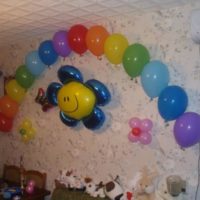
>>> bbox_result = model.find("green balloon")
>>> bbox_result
[16,65,35,89]
[19,128,26,136]
[122,43,150,78]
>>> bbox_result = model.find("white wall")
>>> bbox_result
[0,2,200,199]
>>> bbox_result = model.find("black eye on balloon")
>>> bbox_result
[64,97,70,102]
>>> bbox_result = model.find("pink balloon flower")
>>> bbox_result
[128,117,153,145]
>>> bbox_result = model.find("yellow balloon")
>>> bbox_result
[5,79,26,103]
[21,119,32,129]
[104,33,129,65]
[22,134,30,143]
[57,81,96,120]
[26,128,36,139]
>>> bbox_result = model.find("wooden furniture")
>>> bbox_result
[2,164,21,184]
[25,170,47,189]
[1,164,49,200]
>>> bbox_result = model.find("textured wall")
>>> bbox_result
[0,2,200,199]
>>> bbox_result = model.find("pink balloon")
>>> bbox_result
[28,180,35,187]
[25,185,34,194]
[128,132,139,143]
[129,117,141,128]
[140,119,153,132]
[139,132,152,145]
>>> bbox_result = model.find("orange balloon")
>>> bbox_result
[0,95,19,118]
[86,25,109,57]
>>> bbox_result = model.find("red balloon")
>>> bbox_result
[132,127,141,136]
[0,113,13,132]
[68,24,88,55]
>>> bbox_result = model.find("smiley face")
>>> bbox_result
[57,82,96,120]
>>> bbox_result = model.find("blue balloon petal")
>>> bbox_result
[58,65,83,84]
[60,111,79,127]
[46,82,62,106]
[38,40,58,66]
[83,107,105,130]
[85,79,111,106]
[158,85,188,121]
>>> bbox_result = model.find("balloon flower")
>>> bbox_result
[18,119,36,143]
[46,65,111,130]
[128,117,153,145]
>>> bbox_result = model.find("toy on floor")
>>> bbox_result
[84,177,105,198]
[166,175,186,197]
[156,175,186,200]
[58,169,85,191]
[3,187,22,200]
[104,176,124,200]
[133,166,158,200]
[123,171,143,200]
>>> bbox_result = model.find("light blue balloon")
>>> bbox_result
[25,51,47,77]
[141,60,170,99]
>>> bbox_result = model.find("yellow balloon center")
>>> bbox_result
[57,82,96,120]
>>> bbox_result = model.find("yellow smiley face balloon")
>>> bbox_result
[57,81,96,120]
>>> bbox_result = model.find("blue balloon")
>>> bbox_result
[85,79,111,106]
[25,51,46,76]
[46,82,62,106]
[141,60,169,99]
[60,111,79,127]
[83,107,105,130]
[158,85,188,121]
[38,40,58,66]
[58,65,83,84]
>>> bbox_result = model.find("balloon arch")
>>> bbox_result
[0,24,199,148]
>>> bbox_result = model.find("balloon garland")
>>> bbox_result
[0,23,199,148]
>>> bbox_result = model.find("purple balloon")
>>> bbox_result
[174,112,200,148]
[53,30,71,57]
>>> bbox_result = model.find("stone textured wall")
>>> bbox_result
[0,2,200,199]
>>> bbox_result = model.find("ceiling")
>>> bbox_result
[0,0,196,47]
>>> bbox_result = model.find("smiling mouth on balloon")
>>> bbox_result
[63,95,79,113]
